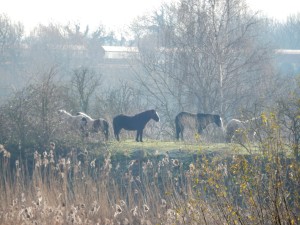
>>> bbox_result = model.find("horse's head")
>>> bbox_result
[150,109,160,122]
[92,119,101,133]
[214,115,223,127]
[80,117,88,130]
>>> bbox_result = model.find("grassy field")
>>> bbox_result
[97,139,249,157]
[108,139,227,152]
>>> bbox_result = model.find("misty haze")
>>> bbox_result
[0,0,300,224]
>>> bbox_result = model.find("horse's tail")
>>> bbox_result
[175,115,181,140]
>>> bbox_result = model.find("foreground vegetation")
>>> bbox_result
[0,119,299,225]
[1,0,300,223]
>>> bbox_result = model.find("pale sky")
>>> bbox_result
[247,0,300,21]
[1,0,300,35]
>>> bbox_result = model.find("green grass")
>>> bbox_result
[97,139,250,158]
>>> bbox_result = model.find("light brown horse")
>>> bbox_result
[175,112,223,141]
[225,117,261,143]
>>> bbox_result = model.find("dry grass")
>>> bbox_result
[0,119,299,225]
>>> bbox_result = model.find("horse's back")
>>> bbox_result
[113,114,135,131]
[226,119,244,130]
[176,111,193,119]
[175,112,197,127]
[176,112,191,122]
[113,114,127,124]
[114,112,154,131]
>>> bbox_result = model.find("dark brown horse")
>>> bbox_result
[113,109,160,142]
[76,112,109,140]
[175,112,222,140]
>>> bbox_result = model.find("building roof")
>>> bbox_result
[275,49,300,55]
[102,46,139,59]
[102,46,138,53]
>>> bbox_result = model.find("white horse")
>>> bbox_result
[225,118,260,143]
[58,109,88,135]
[76,112,109,140]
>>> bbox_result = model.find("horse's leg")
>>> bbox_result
[175,121,180,140]
[226,129,234,143]
[197,126,204,135]
[180,128,184,141]
[136,130,141,142]
[104,130,109,141]
[139,129,143,142]
[114,129,120,141]
[176,123,183,141]
[176,128,182,140]
[102,127,109,141]
[225,134,231,143]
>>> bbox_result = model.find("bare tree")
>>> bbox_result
[269,13,300,49]
[94,80,143,118]
[29,67,65,144]
[132,0,274,135]
[25,23,69,70]
[0,67,66,148]
[0,14,24,63]
[1,89,32,146]
[277,85,300,161]
[71,67,102,113]
[0,14,24,97]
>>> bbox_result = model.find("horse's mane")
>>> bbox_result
[77,112,108,123]
[76,112,94,121]
[58,109,73,117]
[134,109,152,116]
